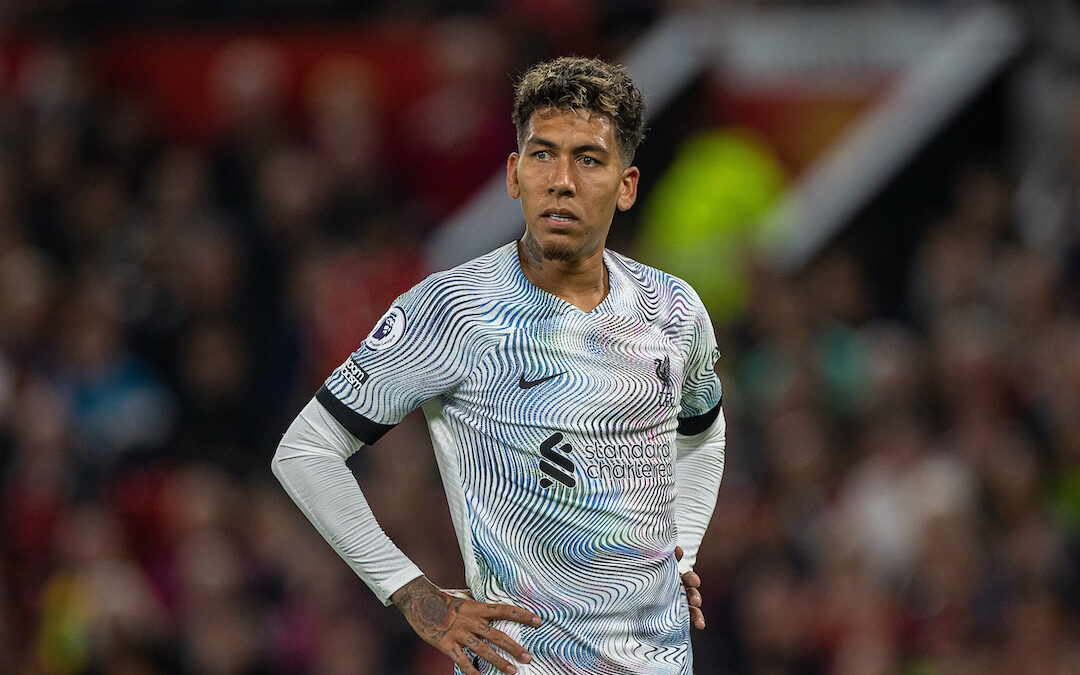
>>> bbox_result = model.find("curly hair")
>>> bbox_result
[512,56,646,165]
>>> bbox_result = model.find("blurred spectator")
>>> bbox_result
[209,38,292,223]
[53,272,176,482]
[34,503,170,674]
[394,16,514,227]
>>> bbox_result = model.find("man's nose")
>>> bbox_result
[548,158,575,196]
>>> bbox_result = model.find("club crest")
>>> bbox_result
[655,355,675,406]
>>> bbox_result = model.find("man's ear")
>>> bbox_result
[506,152,521,199]
[616,165,640,211]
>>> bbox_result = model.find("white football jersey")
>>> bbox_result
[319,242,722,674]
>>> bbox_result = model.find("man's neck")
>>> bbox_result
[516,239,609,313]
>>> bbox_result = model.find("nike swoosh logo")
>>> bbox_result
[518,372,566,389]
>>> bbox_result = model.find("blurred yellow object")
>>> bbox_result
[36,574,91,675]
[637,128,787,319]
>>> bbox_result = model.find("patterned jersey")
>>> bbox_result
[317,242,722,674]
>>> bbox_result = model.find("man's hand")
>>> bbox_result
[674,546,705,630]
[391,576,542,675]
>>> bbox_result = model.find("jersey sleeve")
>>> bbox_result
[317,274,484,444]
[676,288,723,436]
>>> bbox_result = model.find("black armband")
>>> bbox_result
[315,385,395,445]
[676,399,722,436]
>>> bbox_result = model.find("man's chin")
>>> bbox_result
[522,229,592,264]
[540,242,580,262]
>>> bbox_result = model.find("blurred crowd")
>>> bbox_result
[1,3,1079,675]
[704,158,1080,673]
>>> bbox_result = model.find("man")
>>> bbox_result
[272,56,726,674]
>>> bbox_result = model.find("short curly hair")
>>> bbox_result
[512,56,646,165]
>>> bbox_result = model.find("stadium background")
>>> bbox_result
[0,0,1078,673]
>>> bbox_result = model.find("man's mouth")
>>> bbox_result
[542,209,578,224]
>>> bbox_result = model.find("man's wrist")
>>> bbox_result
[390,574,433,610]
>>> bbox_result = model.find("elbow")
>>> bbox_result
[270,440,288,483]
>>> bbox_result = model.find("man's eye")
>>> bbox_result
[581,156,597,166]
[534,150,550,159]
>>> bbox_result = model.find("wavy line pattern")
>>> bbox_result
[324,243,722,674]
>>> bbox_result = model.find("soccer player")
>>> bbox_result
[272,56,726,674]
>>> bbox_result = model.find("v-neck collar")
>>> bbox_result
[509,244,616,315]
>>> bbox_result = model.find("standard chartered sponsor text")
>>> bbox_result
[582,442,674,480]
